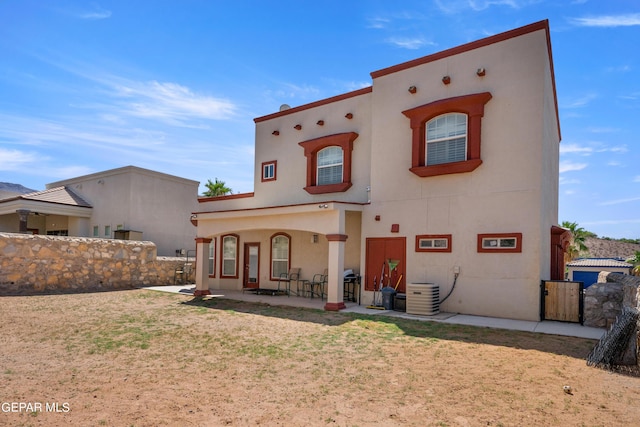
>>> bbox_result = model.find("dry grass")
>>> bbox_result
[1,289,640,426]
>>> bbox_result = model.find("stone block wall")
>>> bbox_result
[584,272,640,366]
[0,232,192,295]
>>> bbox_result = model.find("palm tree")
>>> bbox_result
[626,251,640,276]
[561,221,589,261]
[202,178,232,197]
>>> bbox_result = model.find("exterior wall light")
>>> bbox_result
[294,124,302,130]
[477,68,486,77]
[272,130,280,136]
[442,76,451,85]
[345,113,353,119]
[316,120,324,126]
[408,86,417,94]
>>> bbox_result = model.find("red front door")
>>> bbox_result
[365,237,406,293]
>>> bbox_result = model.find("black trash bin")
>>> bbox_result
[381,287,397,310]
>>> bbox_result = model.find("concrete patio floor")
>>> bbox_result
[143,284,606,340]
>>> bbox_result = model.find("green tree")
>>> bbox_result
[561,221,589,261]
[202,178,232,197]
[626,251,640,276]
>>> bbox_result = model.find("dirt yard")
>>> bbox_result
[1,289,639,427]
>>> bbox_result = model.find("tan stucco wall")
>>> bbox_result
[195,24,559,320]
[48,166,200,256]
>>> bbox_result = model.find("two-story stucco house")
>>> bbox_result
[191,20,569,321]
[0,166,199,256]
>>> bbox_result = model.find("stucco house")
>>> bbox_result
[191,20,568,321]
[0,166,199,256]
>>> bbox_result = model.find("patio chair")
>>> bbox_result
[277,268,301,297]
[173,262,193,285]
[308,269,328,300]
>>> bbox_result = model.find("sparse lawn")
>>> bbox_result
[1,289,639,426]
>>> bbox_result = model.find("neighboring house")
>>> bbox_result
[0,166,199,256]
[567,258,632,288]
[192,20,567,321]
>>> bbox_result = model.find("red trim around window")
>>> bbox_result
[477,233,522,253]
[299,132,358,194]
[402,92,492,177]
[415,234,452,252]
[269,232,291,280]
[220,233,239,278]
[261,160,277,182]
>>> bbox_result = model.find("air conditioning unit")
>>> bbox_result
[406,283,440,316]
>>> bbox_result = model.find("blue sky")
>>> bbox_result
[0,1,639,239]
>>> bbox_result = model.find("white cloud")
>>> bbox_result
[366,17,390,29]
[634,176,640,183]
[559,177,581,185]
[434,0,533,13]
[111,80,237,124]
[559,161,588,173]
[0,148,39,171]
[79,5,112,20]
[559,143,593,155]
[561,93,597,109]
[386,37,435,49]
[570,14,640,27]
[598,197,640,206]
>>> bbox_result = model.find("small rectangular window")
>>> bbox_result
[261,160,277,182]
[93,226,99,237]
[477,233,522,253]
[415,234,452,252]
[104,225,111,237]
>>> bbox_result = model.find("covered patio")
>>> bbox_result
[191,201,364,311]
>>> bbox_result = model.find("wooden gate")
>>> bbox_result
[540,280,583,324]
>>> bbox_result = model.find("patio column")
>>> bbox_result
[16,209,30,233]
[324,234,347,311]
[194,237,212,296]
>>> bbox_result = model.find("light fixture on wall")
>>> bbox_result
[408,85,417,94]
[345,113,353,119]
[272,130,280,136]
[311,234,319,243]
[294,124,302,130]
[318,204,328,209]
[442,76,451,85]
[316,120,324,126]
[476,67,486,77]
[97,179,104,184]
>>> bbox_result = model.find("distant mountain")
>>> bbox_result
[0,182,38,194]
[585,237,640,260]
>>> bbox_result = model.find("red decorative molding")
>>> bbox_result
[254,87,372,123]
[326,234,348,242]
[198,192,255,203]
[195,237,213,244]
[299,132,358,195]
[324,302,346,311]
[402,92,492,178]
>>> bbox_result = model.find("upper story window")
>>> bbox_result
[299,132,358,194]
[426,113,467,166]
[262,160,277,182]
[402,92,492,178]
[317,146,343,185]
